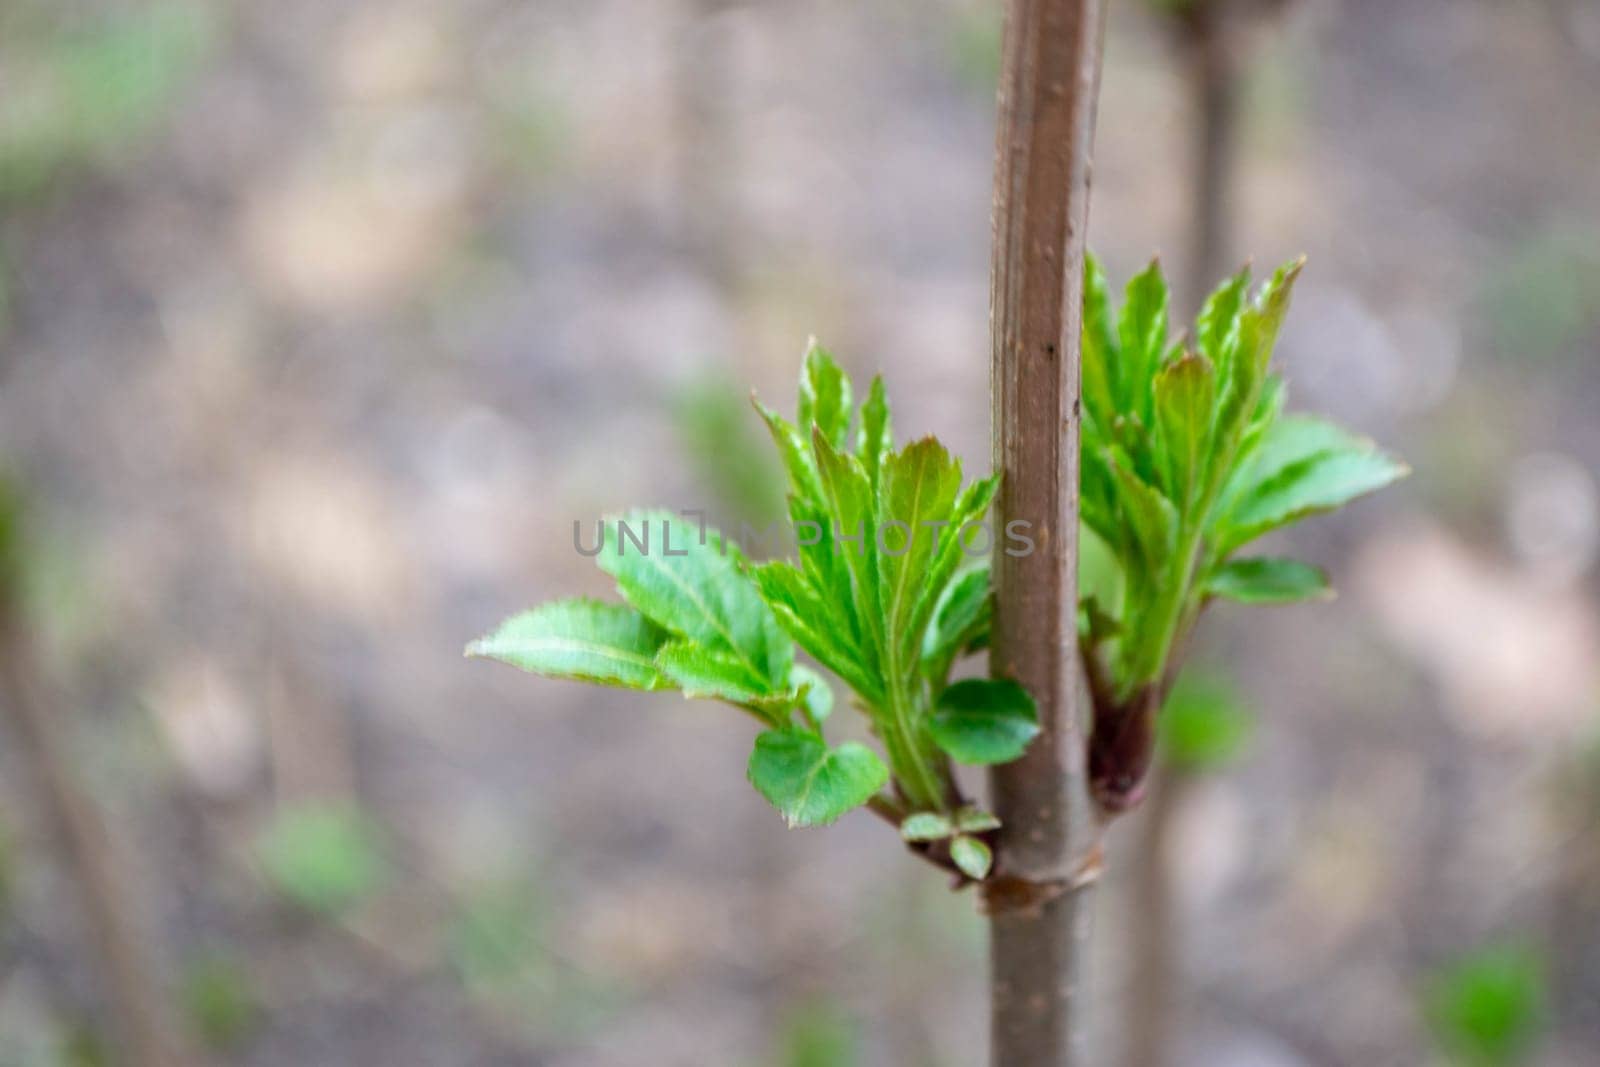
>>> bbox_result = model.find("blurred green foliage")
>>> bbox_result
[448,875,618,1037]
[944,4,1003,95]
[53,1024,108,1067]
[0,818,15,926]
[673,377,786,524]
[0,477,27,605]
[0,3,213,203]
[1424,945,1547,1067]
[1483,230,1600,367]
[181,951,259,1052]
[769,999,860,1067]
[449,877,547,995]
[256,804,387,918]
[1158,670,1253,772]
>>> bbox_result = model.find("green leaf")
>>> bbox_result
[1205,557,1332,604]
[1195,264,1250,373]
[1108,458,1178,577]
[655,641,792,717]
[1205,259,1303,503]
[747,729,889,828]
[922,565,991,677]
[856,374,893,487]
[929,678,1040,765]
[1159,674,1252,772]
[811,432,884,666]
[1116,259,1169,419]
[1081,253,1120,434]
[1216,446,1409,554]
[949,835,992,880]
[466,599,671,691]
[1078,522,1124,623]
[909,473,999,662]
[1424,946,1546,1067]
[791,663,834,725]
[898,812,954,842]
[598,511,792,690]
[257,804,386,917]
[754,399,826,506]
[878,438,964,663]
[953,807,1001,833]
[798,339,853,451]
[750,560,880,703]
[1153,351,1217,514]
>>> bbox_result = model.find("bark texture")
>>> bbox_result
[985,0,1108,1064]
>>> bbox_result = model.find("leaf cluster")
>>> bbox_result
[471,343,1034,879]
[1079,255,1407,804]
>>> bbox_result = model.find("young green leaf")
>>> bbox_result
[922,564,991,678]
[1215,447,1409,555]
[1116,259,1170,420]
[598,511,792,690]
[747,729,889,828]
[1204,557,1332,605]
[856,374,893,487]
[655,641,792,716]
[467,599,671,691]
[1195,264,1250,373]
[928,678,1040,765]
[899,812,954,842]
[1220,414,1385,511]
[949,835,993,880]
[910,473,999,662]
[1082,253,1120,434]
[791,663,834,725]
[750,559,881,703]
[953,807,1001,833]
[1108,459,1178,577]
[1153,351,1217,514]
[754,400,827,507]
[1205,260,1303,503]
[879,437,965,662]
[799,339,853,451]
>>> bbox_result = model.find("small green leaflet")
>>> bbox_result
[467,599,671,691]
[928,678,1039,765]
[598,511,792,691]
[1216,443,1409,554]
[1205,557,1331,605]
[1153,352,1217,514]
[655,642,794,718]
[857,374,892,486]
[878,437,964,664]
[899,812,953,841]
[922,565,991,677]
[747,729,889,828]
[799,340,853,451]
[949,835,993,880]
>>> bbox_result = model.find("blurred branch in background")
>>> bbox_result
[1153,0,1290,314]
[1123,672,1252,1067]
[0,481,195,1066]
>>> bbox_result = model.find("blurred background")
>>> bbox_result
[0,0,1597,1063]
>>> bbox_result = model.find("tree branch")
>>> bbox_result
[985,0,1109,1063]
